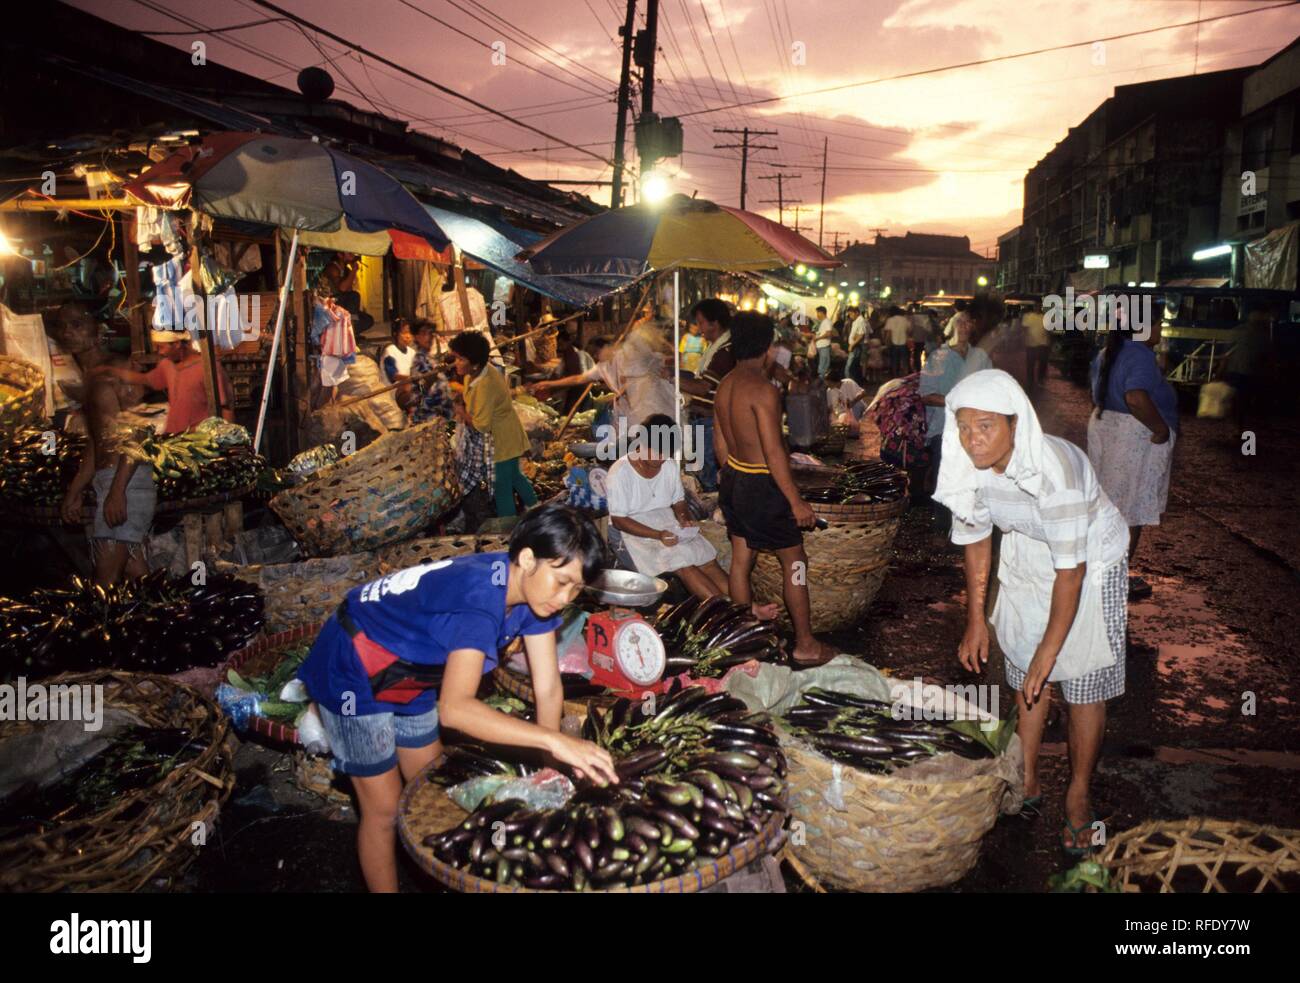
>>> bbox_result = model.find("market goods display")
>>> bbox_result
[122,428,266,500]
[419,684,786,890]
[0,570,265,677]
[0,670,237,893]
[0,356,44,450]
[781,688,994,773]
[653,595,785,677]
[799,460,909,506]
[0,426,85,504]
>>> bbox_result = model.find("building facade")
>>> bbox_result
[835,232,995,302]
[996,226,1021,293]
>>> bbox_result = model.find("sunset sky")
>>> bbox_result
[78,0,1300,255]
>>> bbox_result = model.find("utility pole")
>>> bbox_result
[818,136,828,249]
[791,205,812,235]
[825,230,847,254]
[713,127,778,209]
[610,0,637,208]
[867,226,885,296]
[641,0,659,115]
[758,172,801,226]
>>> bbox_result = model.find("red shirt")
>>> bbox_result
[144,356,232,434]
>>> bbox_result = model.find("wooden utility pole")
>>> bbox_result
[818,136,829,249]
[825,231,847,254]
[791,205,812,235]
[758,172,801,227]
[713,127,778,209]
[610,0,637,208]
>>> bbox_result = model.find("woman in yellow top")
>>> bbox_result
[450,331,538,518]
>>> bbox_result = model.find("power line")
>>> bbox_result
[246,0,616,165]
[676,1,1300,118]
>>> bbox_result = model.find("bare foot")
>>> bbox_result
[790,639,837,667]
[751,602,780,621]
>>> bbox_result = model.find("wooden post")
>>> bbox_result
[452,248,473,328]
[188,231,221,418]
[120,213,146,356]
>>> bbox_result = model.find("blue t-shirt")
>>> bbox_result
[297,552,561,716]
[1091,339,1179,433]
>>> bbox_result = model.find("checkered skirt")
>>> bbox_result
[1005,559,1128,703]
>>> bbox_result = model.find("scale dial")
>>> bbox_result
[613,619,666,686]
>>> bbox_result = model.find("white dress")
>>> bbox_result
[606,458,717,576]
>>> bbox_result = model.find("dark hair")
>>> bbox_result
[730,311,775,360]
[509,503,607,583]
[953,299,967,312]
[816,306,828,316]
[690,298,732,328]
[412,319,436,338]
[589,336,614,356]
[392,317,412,338]
[450,330,489,368]
[1094,324,1137,418]
[639,412,681,457]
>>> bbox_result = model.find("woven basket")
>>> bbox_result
[491,665,613,720]
[0,356,44,451]
[782,739,1007,892]
[535,329,558,362]
[750,519,902,632]
[1093,818,1300,893]
[215,534,498,633]
[811,424,849,456]
[397,761,785,893]
[221,625,323,744]
[804,494,909,524]
[0,670,237,893]
[269,421,461,557]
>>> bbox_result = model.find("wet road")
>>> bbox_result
[835,372,1300,891]
[192,372,1300,893]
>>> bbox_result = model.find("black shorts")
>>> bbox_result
[718,466,803,551]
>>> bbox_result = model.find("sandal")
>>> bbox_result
[1061,815,1099,857]
[1020,794,1043,818]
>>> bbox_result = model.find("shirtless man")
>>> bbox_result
[713,312,836,666]
[57,305,157,586]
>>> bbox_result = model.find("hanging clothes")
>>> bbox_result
[151,258,185,331]
[135,206,183,258]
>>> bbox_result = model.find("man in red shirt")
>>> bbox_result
[94,330,234,433]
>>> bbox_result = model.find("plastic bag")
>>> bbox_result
[194,416,251,446]
[448,767,575,813]
[287,443,341,476]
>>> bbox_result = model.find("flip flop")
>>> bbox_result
[1061,815,1099,857]
[1020,794,1044,818]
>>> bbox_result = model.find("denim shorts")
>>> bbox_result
[316,702,441,777]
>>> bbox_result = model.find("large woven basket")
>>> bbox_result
[783,740,1008,892]
[1093,818,1300,893]
[270,421,460,557]
[397,761,785,893]
[749,519,902,632]
[0,670,237,893]
[215,534,498,633]
[221,625,323,744]
[0,356,44,451]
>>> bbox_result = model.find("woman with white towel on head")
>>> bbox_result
[933,369,1129,857]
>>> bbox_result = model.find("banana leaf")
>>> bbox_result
[945,700,1018,756]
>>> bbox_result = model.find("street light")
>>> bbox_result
[1192,243,1232,261]
[976,275,989,287]
[640,171,670,204]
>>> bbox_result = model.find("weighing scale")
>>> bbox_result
[583,571,670,697]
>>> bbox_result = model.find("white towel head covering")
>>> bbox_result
[933,368,1047,526]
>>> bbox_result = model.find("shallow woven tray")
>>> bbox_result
[0,670,237,893]
[782,738,1008,892]
[221,625,323,745]
[397,762,785,893]
[1,485,254,527]
[0,355,45,451]
[1093,818,1300,893]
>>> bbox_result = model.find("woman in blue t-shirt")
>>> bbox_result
[1086,321,1178,600]
[297,504,617,892]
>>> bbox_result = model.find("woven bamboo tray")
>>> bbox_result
[3,485,255,527]
[0,670,237,893]
[221,624,323,745]
[804,494,909,524]
[782,739,1008,892]
[750,519,902,632]
[397,762,785,893]
[0,355,44,451]
[1092,818,1300,893]
[490,664,614,720]
[270,421,461,557]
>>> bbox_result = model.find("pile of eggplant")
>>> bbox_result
[653,595,784,678]
[0,726,204,836]
[781,688,994,773]
[429,744,539,788]
[800,460,908,506]
[0,571,265,678]
[0,427,87,505]
[424,684,786,890]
